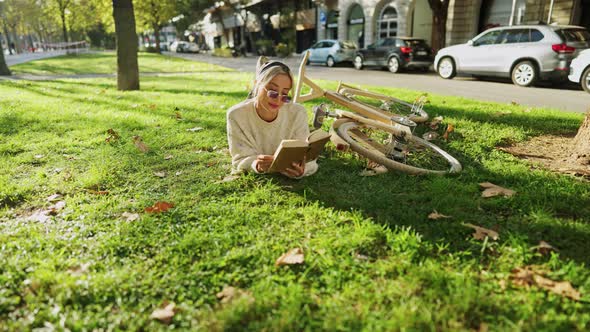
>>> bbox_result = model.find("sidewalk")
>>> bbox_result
[5,50,68,66]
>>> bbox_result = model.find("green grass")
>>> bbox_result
[10,51,231,75]
[1,53,589,331]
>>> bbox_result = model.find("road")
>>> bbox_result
[169,52,589,114]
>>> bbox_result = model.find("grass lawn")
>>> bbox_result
[10,52,231,75]
[1,53,589,331]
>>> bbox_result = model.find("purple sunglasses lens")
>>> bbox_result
[267,90,279,98]
[281,96,292,103]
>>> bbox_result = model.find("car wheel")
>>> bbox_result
[354,55,363,70]
[388,56,401,73]
[581,67,590,93]
[438,57,456,79]
[511,60,537,87]
[326,56,335,68]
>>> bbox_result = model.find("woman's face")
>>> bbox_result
[256,73,292,112]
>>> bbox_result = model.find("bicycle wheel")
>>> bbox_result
[336,122,462,175]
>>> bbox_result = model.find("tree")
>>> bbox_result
[134,0,176,53]
[427,0,450,52]
[112,0,139,90]
[570,112,590,167]
[50,0,72,43]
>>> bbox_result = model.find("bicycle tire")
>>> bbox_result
[336,122,462,175]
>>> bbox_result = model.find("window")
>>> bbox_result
[378,5,398,39]
[339,41,357,49]
[530,29,544,42]
[556,28,590,42]
[498,29,528,44]
[474,30,502,46]
[324,41,335,48]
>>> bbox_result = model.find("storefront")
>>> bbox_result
[347,4,365,47]
[326,10,339,39]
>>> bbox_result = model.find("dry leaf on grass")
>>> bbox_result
[122,212,140,222]
[175,112,183,120]
[215,175,240,183]
[88,190,109,195]
[428,210,451,220]
[463,223,499,241]
[442,123,454,140]
[479,182,516,198]
[428,116,444,129]
[186,127,204,132]
[150,302,176,324]
[510,266,581,301]
[360,162,388,177]
[154,171,167,178]
[145,201,174,213]
[46,194,63,202]
[34,154,44,159]
[105,128,120,143]
[164,155,174,160]
[216,286,254,304]
[67,262,91,276]
[27,201,67,223]
[133,136,149,153]
[531,241,558,255]
[275,248,305,267]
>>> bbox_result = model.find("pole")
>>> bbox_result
[547,0,555,24]
[509,0,517,26]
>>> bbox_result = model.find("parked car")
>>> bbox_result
[435,24,590,87]
[305,40,357,67]
[353,37,433,73]
[569,48,590,93]
[170,41,199,53]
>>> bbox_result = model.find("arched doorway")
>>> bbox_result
[347,4,365,47]
[378,4,399,39]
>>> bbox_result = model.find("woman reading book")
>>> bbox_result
[226,57,319,178]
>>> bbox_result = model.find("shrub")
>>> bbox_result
[212,47,232,57]
[274,43,293,58]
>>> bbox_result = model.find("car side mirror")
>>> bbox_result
[467,40,474,46]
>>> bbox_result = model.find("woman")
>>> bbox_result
[226,57,318,178]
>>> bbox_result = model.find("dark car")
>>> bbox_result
[354,37,433,73]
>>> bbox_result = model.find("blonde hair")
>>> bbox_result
[247,56,293,99]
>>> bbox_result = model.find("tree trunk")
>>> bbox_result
[2,24,12,55]
[153,23,161,53]
[112,0,140,91]
[0,40,11,76]
[570,111,590,166]
[428,0,450,53]
[61,13,68,43]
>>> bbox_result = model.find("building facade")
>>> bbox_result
[202,0,590,54]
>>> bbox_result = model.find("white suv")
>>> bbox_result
[435,24,590,87]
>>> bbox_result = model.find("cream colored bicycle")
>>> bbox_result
[294,51,462,175]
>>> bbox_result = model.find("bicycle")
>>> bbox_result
[293,51,462,175]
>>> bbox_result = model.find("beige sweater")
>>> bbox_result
[226,99,318,177]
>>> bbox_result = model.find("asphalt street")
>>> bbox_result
[168,52,589,114]
[5,50,67,66]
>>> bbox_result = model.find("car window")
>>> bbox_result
[498,29,528,44]
[530,29,544,42]
[405,39,428,47]
[383,39,396,47]
[311,42,321,49]
[556,28,590,42]
[324,41,336,48]
[474,30,502,46]
[339,41,357,49]
[375,39,387,47]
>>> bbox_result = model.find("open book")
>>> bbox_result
[268,129,331,173]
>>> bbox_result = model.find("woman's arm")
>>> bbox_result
[227,112,262,173]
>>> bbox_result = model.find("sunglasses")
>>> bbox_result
[263,87,292,103]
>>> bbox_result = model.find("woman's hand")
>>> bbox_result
[281,159,305,178]
[255,155,274,173]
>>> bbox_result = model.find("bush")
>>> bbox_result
[274,43,293,58]
[212,47,233,57]
[255,39,274,56]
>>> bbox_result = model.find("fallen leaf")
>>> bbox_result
[88,190,109,195]
[531,241,558,255]
[148,104,157,110]
[510,266,580,301]
[275,248,305,267]
[216,286,254,304]
[463,223,499,241]
[187,127,204,132]
[510,101,519,106]
[154,171,167,178]
[479,182,516,198]
[46,194,63,202]
[133,136,149,153]
[422,131,439,141]
[67,262,91,276]
[428,210,451,220]
[105,128,120,143]
[442,123,454,140]
[175,112,183,120]
[145,201,174,213]
[164,155,174,160]
[34,154,44,159]
[215,175,240,183]
[359,165,388,176]
[150,302,176,324]
[175,171,183,176]
[428,116,443,129]
[122,212,140,222]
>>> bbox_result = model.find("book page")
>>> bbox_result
[268,140,308,173]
